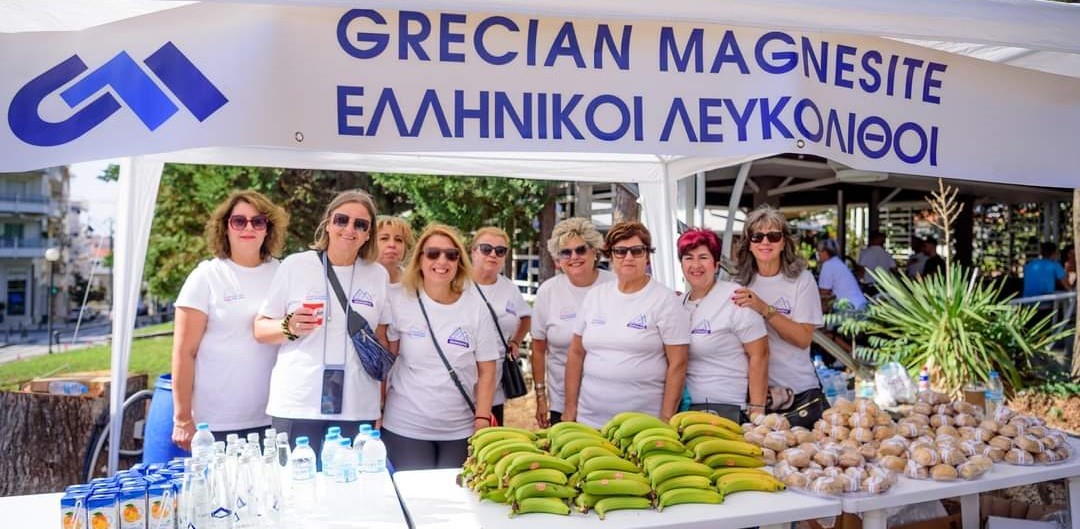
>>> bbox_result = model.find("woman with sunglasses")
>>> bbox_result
[172,191,288,449]
[469,226,532,426]
[382,224,499,470]
[376,215,414,286]
[563,221,690,428]
[678,228,769,424]
[254,190,391,461]
[530,218,613,428]
[731,206,825,428]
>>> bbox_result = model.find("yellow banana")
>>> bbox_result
[504,454,576,478]
[533,438,551,451]
[573,492,600,513]
[548,421,599,438]
[584,470,649,485]
[673,411,742,435]
[715,473,785,495]
[510,497,570,516]
[477,438,540,465]
[550,430,604,454]
[680,423,744,442]
[602,412,654,438]
[632,427,680,446]
[579,455,638,476]
[470,430,533,455]
[593,496,654,519]
[692,439,763,460]
[657,488,724,511]
[701,453,765,469]
[614,415,670,441]
[710,467,774,481]
[507,468,570,491]
[581,478,653,497]
[481,443,543,466]
[654,475,713,497]
[565,453,581,469]
[494,451,535,482]
[557,437,619,460]
[477,472,499,490]
[578,446,621,467]
[649,460,713,485]
[635,436,689,458]
[480,488,509,503]
[514,482,578,501]
[642,453,694,475]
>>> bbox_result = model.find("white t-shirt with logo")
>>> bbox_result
[175,258,281,431]
[857,245,896,285]
[749,270,824,393]
[475,275,533,406]
[573,279,691,428]
[684,280,768,406]
[258,251,391,421]
[818,256,867,309]
[530,270,615,414]
[383,286,500,440]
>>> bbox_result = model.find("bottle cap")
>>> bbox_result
[989,370,999,377]
[359,424,373,432]
[296,436,310,446]
[340,438,351,446]
[327,426,341,435]
[196,422,210,430]
[369,430,381,440]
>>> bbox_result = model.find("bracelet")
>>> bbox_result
[173,418,193,428]
[747,404,766,409]
[281,312,299,341]
[534,383,546,390]
[474,415,494,426]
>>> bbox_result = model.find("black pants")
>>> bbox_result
[270,417,375,471]
[381,428,468,471]
[211,424,270,445]
[492,404,504,426]
[549,410,563,426]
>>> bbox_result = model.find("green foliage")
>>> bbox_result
[1021,371,1080,398]
[0,333,173,391]
[371,173,551,247]
[840,265,1072,397]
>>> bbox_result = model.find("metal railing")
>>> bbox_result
[1008,291,1077,328]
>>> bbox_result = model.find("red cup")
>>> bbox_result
[302,301,325,326]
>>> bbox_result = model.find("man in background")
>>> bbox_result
[857,231,896,293]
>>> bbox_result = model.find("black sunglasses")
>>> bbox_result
[228,215,268,231]
[331,213,371,232]
[558,244,590,259]
[475,243,508,257]
[422,247,461,262]
[749,231,784,244]
[609,245,652,258]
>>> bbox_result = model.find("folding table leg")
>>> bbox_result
[960,494,979,529]
[1069,476,1079,529]
[862,509,886,529]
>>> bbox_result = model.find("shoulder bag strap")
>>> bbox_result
[417,294,476,413]
[322,251,371,328]
[473,283,511,359]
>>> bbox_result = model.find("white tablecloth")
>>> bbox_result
[392,467,841,529]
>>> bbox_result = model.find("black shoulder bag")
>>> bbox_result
[417,294,476,414]
[474,284,529,399]
[323,253,396,381]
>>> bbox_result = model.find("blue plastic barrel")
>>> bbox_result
[142,374,190,464]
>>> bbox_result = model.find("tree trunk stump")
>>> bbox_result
[0,374,148,496]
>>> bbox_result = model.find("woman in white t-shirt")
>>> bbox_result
[254,190,391,462]
[564,221,690,428]
[730,206,825,429]
[376,215,414,285]
[382,224,499,471]
[678,228,768,424]
[530,218,613,428]
[172,190,288,449]
[470,226,532,426]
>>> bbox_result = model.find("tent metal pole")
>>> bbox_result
[695,171,706,227]
[722,162,753,261]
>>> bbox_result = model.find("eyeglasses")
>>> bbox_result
[558,244,590,259]
[609,245,652,259]
[422,247,461,262]
[228,215,268,231]
[475,243,508,257]
[749,231,784,244]
[331,213,371,232]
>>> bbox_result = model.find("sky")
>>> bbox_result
[69,159,120,234]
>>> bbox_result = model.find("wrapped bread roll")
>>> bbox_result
[753,425,773,437]
[981,446,1006,463]
[1005,448,1034,465]
[939,445,967,466]
[1027,426,1048,438]
[993,406,1015,423]
[849,413,873,429]
[838,449,865,468]
[989,436,1014,451]
[879,437,908,456]
[1042,434,1063,450]
[783,472,811,488]
[744,432,766,446]
[764,431,790,452]
[874,425,897,442]
[936,425,960,439]
[773,460,797,478]
[798,442,820,457]
[879,455,907,472]
[784,430,799,447]
[875,413,895,427]
[897,422,921,438]
[811,476,845,496]
[823,409,845,425]
[966,454,993,472]
[904,459,929,479]
[827,425,851,441]
[803,467,824,481]
[930,464,959,481]
[813,449,839,467]
[844,466,867,482]
[867,465,898,485]
[952,401,980,416]
[838,474,860,494]
[852,427,874,443]
[958,439,985,457]
[856,399,880,417]
[1015,434,1045,454]
[911,445,941,466]
[933,404,954,416]
[859,442,879,462]
[862,475,890,493]
[762,447,777,465]
[781,447,812,468]
[907,413,931,426]
[742,422,755,433]
[833,398,856,415]
[913,402,934,416]
[974,427,996,444]
[979,420,1001,433]
[998,423,1020,438]
[957,461,987,480]
[930,414,954,428]
[1054,446,1071,460]
[792,427,816,445]
[822,466,844,478]
[953,413,979,428]
[764,414,791,431]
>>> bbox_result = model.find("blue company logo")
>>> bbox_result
[351,288,375,307]
[447,328,471,348]
[691,320,712,335]
[8,41,227,147]
[626,314,648,330]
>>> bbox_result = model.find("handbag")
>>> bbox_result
[416,295,484,418]
[473,283,529,400]
[323,253,396,382]
[768,386,827,430]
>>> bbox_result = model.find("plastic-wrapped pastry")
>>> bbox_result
[979,420,1001,433]
[847,413,871,429]
[822,466,844,478]
[863,475,892,494]
[859,442,879,462]
[1026,426,1048,438]
[897,422,921,438]
[762,447,777,465]
[878,437,908,457]
[827,425,851,441]
[911,445,941,466]
[930,464,959,481]
[798,442,820,457]
[742,422,755,433]
[783,472,810,488]
[981,446,1006,463]
[874,425,897,442]
[855,399,880,417]
[852,427,874,443]
[904,459,929,479]
[832,398,856,415]
[930,414,954,428]
[1041,434,1062,450]
[784,430,799,447]
[813,449,839,467]
[764,431,790,452]
[837,474,859,494]
[993,406,1015,423]
[958,439,985,457]
[939,445,967,466]
[997,423,1020,438]
[1005,448,1034,465]
[793,428,817,445]
[936,425,960,439]
[879,455,907,472]
[1014,434,1045,454]
[966,454,993,472]
[773,460,797,478]
[952,401,980,416]
[823,409,845,425]
[810,476,845,496]
[1054,446,1071,460]
[906,414,931,427]
[933,404,954,416]
[989,435,1014,451]
[912,402,934,416]
[1035,450,1063,464]
[838,450,865,468]
[744,432,766,446]
[780,447,811,468]
[753,425,773,437]
[803,468,824,481]
[875,413,895,427]
[844,466,867,482]
[953,413,978,428]
[974,427,996,444]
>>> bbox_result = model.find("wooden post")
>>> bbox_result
[538,186,559,283]
[1072,189,1079,380]
[612,183,640,223]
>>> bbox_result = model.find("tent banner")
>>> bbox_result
[2,3,1078,181]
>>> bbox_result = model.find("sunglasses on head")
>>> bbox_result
[609,245,652,258]
[749,231,784,244]
[423,247,461,262]
[228,215,268,231]
[475,243,508,257]
[331,213,370,232]
[558,244,590,259]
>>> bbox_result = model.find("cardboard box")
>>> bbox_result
[24,370,114,397]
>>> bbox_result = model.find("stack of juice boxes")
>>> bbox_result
[61,460,184,529]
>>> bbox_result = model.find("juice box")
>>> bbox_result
[86,493,118,529]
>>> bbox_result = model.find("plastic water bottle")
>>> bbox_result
[335,438,357,483]
[191,423,216,462]
[985,370,1005,418]
[48,381,89,395]
[353,425,372,470]
[321,429,341,478]
[918,365,930,392]
[290,437,317,511]
[813,355,825,371]
[361,431,386,473]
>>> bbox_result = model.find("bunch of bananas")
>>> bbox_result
[569,425,654,520]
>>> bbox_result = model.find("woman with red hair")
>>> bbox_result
[678,228,769,423]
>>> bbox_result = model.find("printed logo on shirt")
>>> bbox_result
[691,319,712,335]
[774,297,793,315]
[447,327,471,348]
[505,300,517,316]
[559,308,576,321]
[222,291,244,303]
[404,326,426,339]
[590,315,606,326]
[626,314,648,330]
[350,288,375,307]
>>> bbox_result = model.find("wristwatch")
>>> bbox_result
[763,305,777,321]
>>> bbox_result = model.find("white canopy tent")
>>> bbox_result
[1,0,1078,475]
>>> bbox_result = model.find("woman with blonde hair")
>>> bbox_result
[376,216,414,285]
[730,205,825,428]
[470,226,531,426]
[563,221,690,427]
[254,190,391,461]
[530,217,613,427]
[172,190,289,448]
[382,224,499,470]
